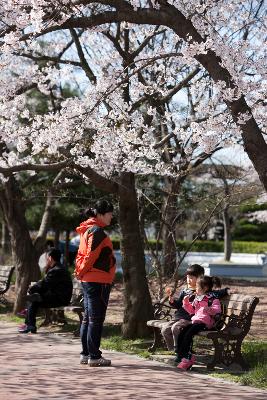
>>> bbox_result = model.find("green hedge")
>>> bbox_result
[111,239,267,254]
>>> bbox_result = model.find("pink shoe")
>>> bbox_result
[177,357,194,370]
[17,309,27,317]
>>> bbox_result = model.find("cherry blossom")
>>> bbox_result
[0,0,265,187]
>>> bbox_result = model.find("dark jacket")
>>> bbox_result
[29,263,73,306]
[170,287,228,321]
[170,287,195,321]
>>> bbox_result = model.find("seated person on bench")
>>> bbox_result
[18,248,73,333]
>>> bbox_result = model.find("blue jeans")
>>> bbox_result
[80,282,111,359]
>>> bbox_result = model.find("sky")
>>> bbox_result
[212,145,252,168]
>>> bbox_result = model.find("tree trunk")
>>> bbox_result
[118,172,154,338]
[162,178,179,277]
[12,236,40,313]
[34,189,54,256]
[64,229,70,268]
[79,166,153,337]
[0,177,40,313]
[54,229,60,248]
[223,206,232,262]
[1,221,10,255]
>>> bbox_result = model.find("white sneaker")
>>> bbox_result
[80,355,89,364]
[89,357,111,367]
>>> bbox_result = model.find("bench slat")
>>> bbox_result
[147,320,168,328]
[70,279,83,305]
[0,266,15,300]
[0,271,13,278]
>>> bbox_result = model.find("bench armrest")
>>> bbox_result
[153,302,173,320]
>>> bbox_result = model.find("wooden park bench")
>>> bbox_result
[42,279,84,336]
[0,265,15,304]
[147,293,259,370]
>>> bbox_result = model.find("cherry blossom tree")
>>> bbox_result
[2,0,264,186]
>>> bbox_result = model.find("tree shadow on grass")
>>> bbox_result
[103,322,122,337]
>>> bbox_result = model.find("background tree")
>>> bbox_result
[233,201,267,243]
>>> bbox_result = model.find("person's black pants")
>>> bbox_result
[177,322,206,359]
[25,299,63,328]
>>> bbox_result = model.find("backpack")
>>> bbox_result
[75,226,98,278]
[208,297,227,330]
[75,225,112,279]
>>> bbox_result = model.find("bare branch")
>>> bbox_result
[18,52,82,67]
[74,164,119,193]
[69,27,97,83]
[0,160,73,175]
[159,67,200,104]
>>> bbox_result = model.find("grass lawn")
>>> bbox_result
[100,323,267,390]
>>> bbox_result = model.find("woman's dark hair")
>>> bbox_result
[46,240,54,249]
[197,275,221,292]
[47,248,61,263]
[85,199,114,218]
[186,264,204,278]
[212,276,222,289]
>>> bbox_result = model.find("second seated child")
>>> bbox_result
[177,275,223,370]
[161,264,205,361]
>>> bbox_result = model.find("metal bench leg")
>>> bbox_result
[207,337,222,370]
[227,339,249,371]
[40,309,53,326]
[73,310,84,337]
[41,308,67,326]
[207,337,249,371]
[148,328,164,352]
[55,309,67,324]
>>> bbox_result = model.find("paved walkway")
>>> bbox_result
[0,322,266,400]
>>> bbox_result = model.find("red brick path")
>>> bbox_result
[0,322,266,400]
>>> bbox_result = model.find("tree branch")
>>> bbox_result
[74,164,119,193]
[0,160,73,175]
[69,27,97,83]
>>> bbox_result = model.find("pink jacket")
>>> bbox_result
[183,294,221,329]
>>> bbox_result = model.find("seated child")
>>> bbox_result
[177,275,223,370]
[161,264,204,360]
[162,265,228,363]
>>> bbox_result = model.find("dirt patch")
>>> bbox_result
[221,279,267,340]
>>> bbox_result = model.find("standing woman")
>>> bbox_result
[75,200,116,366]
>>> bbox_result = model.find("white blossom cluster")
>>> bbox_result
[248,210,267,224]
[0,0,265,183]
